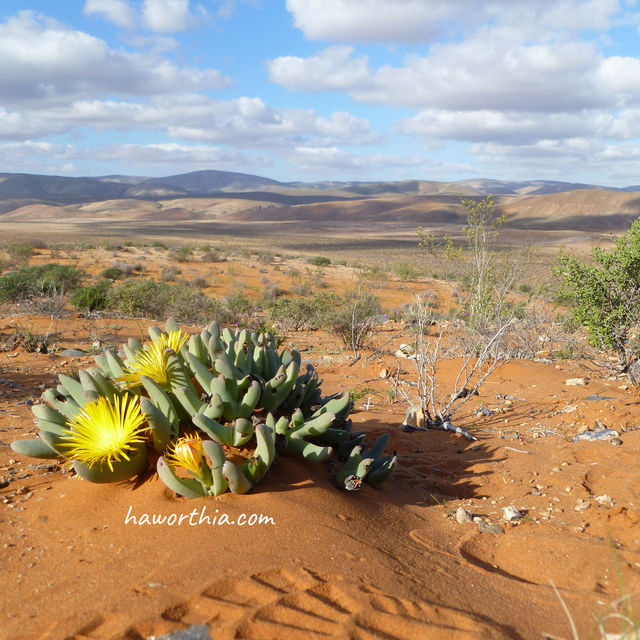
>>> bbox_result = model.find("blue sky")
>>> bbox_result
[1,1,640,185]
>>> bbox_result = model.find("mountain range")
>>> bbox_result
[0,169,637,202]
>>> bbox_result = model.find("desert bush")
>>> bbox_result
[267,292,337,332]
[200,249,221,262]
[224,291,254,324]
[101,267,125,280]
[0,264,82,303]
[106,278,212,323]
[258,251,274,264]
[112,261,134,275]
[327,289,382,356]
[418,195,522,334]
[160,266,181,282]
[171,246,192,263]
[152,240,168,249]
[7,241,33,266]
[70,281,111,313]
[558,217,640,380]
[308,256,331,267]
[393,262,419,281]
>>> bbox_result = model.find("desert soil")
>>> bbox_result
[1,249,640,640]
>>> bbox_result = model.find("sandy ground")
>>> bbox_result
[1,247,640,639]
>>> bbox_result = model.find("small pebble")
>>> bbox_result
[455,507,473,524]
[476,521,504,535]
[610,437,623,446]
[502,506,523,521]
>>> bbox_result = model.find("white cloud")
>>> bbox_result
[268,46,372,92]
[0,11,230,106]
[0,94,375,150]
[143,0,206,33]
[398,109,613,144]
[289,145,425,175]
[271,39,608,112]
[285,0,620,43]
[83,0,136,29]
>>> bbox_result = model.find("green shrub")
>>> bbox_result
[101,267,125,280]
[70,281,111,313]
[0,264,82,302]
[107,278,213,322]
[558,217,640,376]
[393,262,418,281]
[7,241,34,266]
[171,246,192,262]
[152,241,168,249]
[267,292,337,332]
[308,256,331,267]
[327,290,382,354]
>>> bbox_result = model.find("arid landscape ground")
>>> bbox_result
[2,179,640,640]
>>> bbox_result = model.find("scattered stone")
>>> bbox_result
[158,625,212,640]
[565,378,586,386]
[574,499,591,512]
[572,429,620,443]
[379,368,389,379]
[58,349,85,357]
[504,399,513,407]
[595,495,614,507]
[395,344,415,359]
[0,378,18,388]
[576,425,591,435]
[502,506,523,521]
[585,395,614,401]
[610,438,623,446]
[476,521,504,534]
[474,406,493,417]
[455,507,473,524]
[401,406,426,430]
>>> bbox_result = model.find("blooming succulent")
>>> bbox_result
[119,330,189,390]
[61,394,147,472]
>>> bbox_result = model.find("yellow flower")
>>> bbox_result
[119,330,189,389]
[165,433,206,478]
[61,394,147,471]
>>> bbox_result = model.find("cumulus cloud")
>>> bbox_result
[143,0,206,33]
[270,38,610,112]
[268,46,372,92]
[83,0,136,29]
[285,0,620,43]
[0,93,375,151]
[0,11,230,107]
[397,109,614,144]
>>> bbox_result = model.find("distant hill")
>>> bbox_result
[0,169,637,202]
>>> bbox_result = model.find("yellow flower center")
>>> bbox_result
[62,394,147,471]
[120,330,189,389]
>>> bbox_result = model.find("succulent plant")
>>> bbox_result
[11,318,396,493]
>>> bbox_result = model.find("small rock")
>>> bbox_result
[595,495,614,507]
[565,378,586,386]
[610,437,623,446]
[379,368,389,379]
[401,406,426,430]
[58,349,85,357]
[455,507,473,524]
[474,406,493,417]
[572,429,620,443]
[574,499,591,512]
[502,506,523,521]
[476,521,504,534]
[577,424,591,435]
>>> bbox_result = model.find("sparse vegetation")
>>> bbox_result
[0,264,82,303]
[558,217,640,381]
